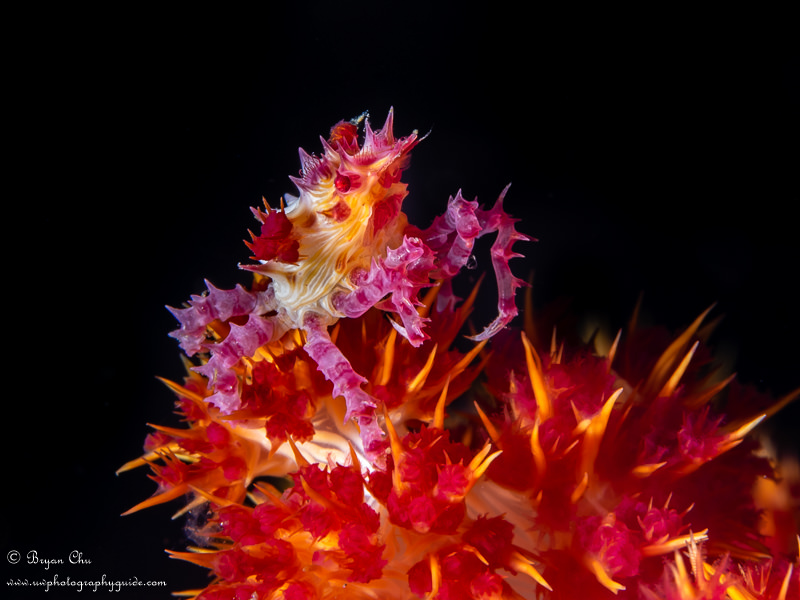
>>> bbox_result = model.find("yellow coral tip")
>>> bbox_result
[585,557,626,594]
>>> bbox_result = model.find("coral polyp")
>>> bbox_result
[122,110,799,599]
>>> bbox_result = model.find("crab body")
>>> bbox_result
[244,112,417,331]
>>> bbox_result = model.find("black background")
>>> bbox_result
[4,4,798,598]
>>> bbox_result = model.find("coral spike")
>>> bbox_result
[670,550,694,597]
[116,457,147,475]
[642,305,714,398]
[701,559,758,600]
[530,419,547,487]
[300,476,338,511]
[761,385,800,420]
[722,412,767,439]
[471,449,503,481]
[570,471,589,504]
[449,339,488,375]
[606,329,621,373]
[121,484,189,516]
[116,447,186,474]
[166,549,220,570]
[378,328,397,386]
[631,461,667,478]
[252,482,287,506]
[468,441,503,481]
[347,441,362,472]
[778,558,795,600]
[467,442,494,473]
[714,414,767,456]
[462,544,490,566]
[417,282,442,319]
[145,423,203,440]
[286,436,310,468]
[427,552,441,599]
[579,388,622,479]
[570,402,591,436]
[628,292,644,335]
[508,551,552,591]
[156,376,206,404]
[684,372,737,409]
[474,401,501,443]
[585,556,625,594]
[186,484,238,509]
[382,405,406,492]
[407,344,438,393]
[658,340,699,398]
[521,331,552,421]
[173,497,207,521]
[641,529,708,557]
[433,376,449,430]
[726,584,757,600]
[171,590,205,599]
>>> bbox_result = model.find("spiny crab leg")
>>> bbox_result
[471,185,531,340]
[302,312,385,459]
[420,184,530,342]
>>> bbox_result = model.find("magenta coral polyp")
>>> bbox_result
[123,110,799,600]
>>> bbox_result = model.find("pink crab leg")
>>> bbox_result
[302,312,385,455]
[332,236,436,347]
[167,280,276,355]
[471,185,530,341]
[166,280,280,414]
[420,185,530,341]
[422,190,483,279]
[193,314,275,413]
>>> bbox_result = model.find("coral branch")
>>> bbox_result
[126,110,795,600]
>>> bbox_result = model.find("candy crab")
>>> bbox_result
[166,109,529,457]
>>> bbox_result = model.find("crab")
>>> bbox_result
[167,109,529,456]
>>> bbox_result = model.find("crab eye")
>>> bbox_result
[334,173,351,193]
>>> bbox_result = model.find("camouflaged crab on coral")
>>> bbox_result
[120,110,799,599]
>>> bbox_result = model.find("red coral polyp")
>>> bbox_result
[247,207,300,264]
[378,425,487,534]
[463,516,516,568]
